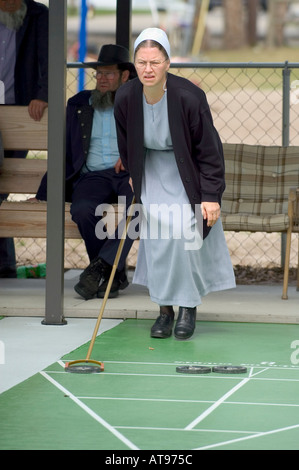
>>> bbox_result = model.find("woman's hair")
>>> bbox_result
[134,40,169,60]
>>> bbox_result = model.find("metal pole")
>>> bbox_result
[282,61,290,147]
[78,0,87,91]
[116,0,132,52]
[42,0,67,325]
[281,61,291,268]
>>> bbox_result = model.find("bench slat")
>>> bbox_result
[0,201,80,238]
[0,105,48,150]
[0,158,47,194]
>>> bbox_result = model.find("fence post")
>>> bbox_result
[282,61,290,147]
[42,0,67,326]
[281,61,291,268]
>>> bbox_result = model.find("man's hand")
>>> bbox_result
[26,197,38,202]
[201,201,221,227]
[114,159,133,191]
[114,158,126,174]
[28,99,48,121]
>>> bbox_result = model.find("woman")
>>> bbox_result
[114,28,235,340]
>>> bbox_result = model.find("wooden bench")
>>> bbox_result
[0,105,80,238]
[221,143,299,300]
[1,107,299,300]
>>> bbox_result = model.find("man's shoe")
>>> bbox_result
[174,307,196,340]
[151,307,174,338]
[74,257,109,300]
[97,268,129,299]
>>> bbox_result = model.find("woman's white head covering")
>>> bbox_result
[134,27,171,58]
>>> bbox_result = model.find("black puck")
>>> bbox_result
[176,366,212,374]
[212,366,247,374]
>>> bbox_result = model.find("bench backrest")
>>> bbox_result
[0,158,47,194]
[0,105,47,195]
[222,143,299,217]
[0,105,47,150]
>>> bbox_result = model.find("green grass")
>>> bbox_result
[67,8,152,17]
[171,46,299,91]
[204,46,299,63]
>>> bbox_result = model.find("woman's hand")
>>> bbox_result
[128,177,134,191]
[201,201,220,227]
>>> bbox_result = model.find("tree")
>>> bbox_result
[267,0,289,47]
[224,0,246,49]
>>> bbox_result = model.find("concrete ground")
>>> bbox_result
[0,270,298,394]
[1,269,298,323]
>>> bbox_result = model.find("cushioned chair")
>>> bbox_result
[0,130,3,169]
[221,143,299,299]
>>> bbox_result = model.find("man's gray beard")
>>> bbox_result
[90,89,116,110]
[0,1,27,31]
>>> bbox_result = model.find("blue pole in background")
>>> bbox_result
[78,0,87,91]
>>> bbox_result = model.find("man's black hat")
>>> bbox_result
[82,44,136,78]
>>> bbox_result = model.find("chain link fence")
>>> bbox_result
[13,62,299,281]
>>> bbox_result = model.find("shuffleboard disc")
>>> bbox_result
[176,366,212,374]
[212,366,247,374]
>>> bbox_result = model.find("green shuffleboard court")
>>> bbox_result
[1,319,299,451]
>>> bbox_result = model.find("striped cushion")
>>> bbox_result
[221,144,299,232]
[221,213,289,232]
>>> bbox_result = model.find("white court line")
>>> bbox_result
[184,368,253,431]
[46,370,299,382]
[249,367,269,377]
[77,396,299,408]
[61,360,299,370]
[94,361,299,371]
[115,425,258,435]
[185,366,299,433]
[194,423,299,450]
[80,396,215,404]
[44,361,299,449]
[40,369,139,450]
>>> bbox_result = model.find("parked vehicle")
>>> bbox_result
[209,0,268,11]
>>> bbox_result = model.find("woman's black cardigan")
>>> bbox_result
[114,73,225,239]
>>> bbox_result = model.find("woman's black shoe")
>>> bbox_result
[150,306,174,338]
[174,307,196,339]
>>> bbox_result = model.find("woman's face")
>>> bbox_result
[134,47,170,89]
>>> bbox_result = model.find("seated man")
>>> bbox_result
[0,0,49,278]
[33,44,136,300]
